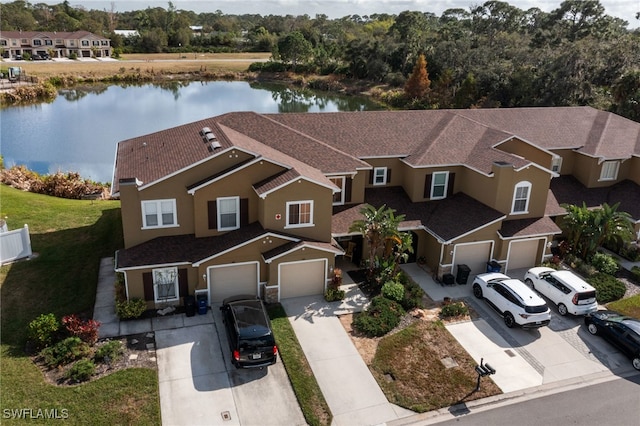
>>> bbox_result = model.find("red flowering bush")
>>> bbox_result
[62,314,100,345]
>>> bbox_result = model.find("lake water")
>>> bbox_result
[0,81,381,184]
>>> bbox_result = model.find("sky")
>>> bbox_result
[9,0,640,28]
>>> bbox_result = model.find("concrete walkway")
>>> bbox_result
[281,279,414,426]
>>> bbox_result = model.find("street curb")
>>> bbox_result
[385,368,640,425]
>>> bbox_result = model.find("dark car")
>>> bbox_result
[220,295,277,369]
[585,310,640,371]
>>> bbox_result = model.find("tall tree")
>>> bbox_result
[404,54,431,100]
[276,31,313,67]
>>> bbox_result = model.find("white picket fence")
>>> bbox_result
[0,224,33,265]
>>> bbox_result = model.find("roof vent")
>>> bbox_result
[211,141,222,149]
[199,127,212,137]
[205,132,217,141]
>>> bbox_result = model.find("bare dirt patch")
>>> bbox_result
[34,333,158,386]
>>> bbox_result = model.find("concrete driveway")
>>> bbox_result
[402,263,635,394]
[155,308,305,426]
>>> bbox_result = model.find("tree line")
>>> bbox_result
[1,0,639,120]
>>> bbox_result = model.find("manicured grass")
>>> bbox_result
[607,294,640,318]
[267,304,332,426]
[0,184,160,424]
[371,320,501,412]
[14,52,271,79]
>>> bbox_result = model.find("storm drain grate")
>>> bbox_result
[505,349,516,357]
[221,411,231,421]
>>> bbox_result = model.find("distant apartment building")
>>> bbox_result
[0,30,111,59]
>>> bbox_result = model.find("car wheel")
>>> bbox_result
[472,284,483,299]
[587,323,598,335]
[558,303,568,316]
[632,357,640,371]
[504,312,515,328]
[525,278,535,290]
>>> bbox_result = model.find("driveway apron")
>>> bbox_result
[281,295,413,426]
[155,309,305,426]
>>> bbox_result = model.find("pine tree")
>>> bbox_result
[404,54,431,100]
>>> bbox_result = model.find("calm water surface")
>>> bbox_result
[1,81,380,184]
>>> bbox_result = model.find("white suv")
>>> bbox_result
[524,267,598,316]
[472,272,551,329]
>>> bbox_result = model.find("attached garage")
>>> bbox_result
[279,259,327,299]
[507,239,542,272]
[453,242,492,276]
[209,262,259,303]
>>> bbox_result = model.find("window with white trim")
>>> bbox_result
[330,177,345,205]
[430,171,449,199]
[551,156,562,173]
[511,181,531,214]
[373,167,387,186]
[217,196,240,231]
[142,199,177,228]
[81,40,89,46]
[599,160,619,181]
[153,267,179,303]
[286,201,313,228]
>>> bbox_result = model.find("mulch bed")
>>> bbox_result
[33,333,158,386]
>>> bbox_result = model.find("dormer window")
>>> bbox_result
[599,160,619,181]
[511,181,531,214]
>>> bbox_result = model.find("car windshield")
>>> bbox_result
[525,304,548,314]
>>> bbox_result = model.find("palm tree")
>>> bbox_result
[560,202,634,260]
[349,204,405,278]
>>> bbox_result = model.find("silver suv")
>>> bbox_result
[472,272,551,329]
[524,267,597,316]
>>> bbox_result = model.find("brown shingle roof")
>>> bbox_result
[332,187,505,242]
[548,176,640,221]
[499,217,561,239]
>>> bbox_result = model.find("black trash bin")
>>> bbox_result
[197,295,208,315]
[456,264,471,284]
[184,295,196,317]
[486,260,501,273]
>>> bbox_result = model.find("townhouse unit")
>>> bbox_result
[112,106,640,309]
[0,31,111,59]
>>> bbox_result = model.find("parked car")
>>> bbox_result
[472,272,551,329]
[31,54,43,60]
[524,267,598,316]
[220,295,278,369]
[585,310,640,371]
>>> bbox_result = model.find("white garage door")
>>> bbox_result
[209,263,258,303]
[508,240,540,271]
[454,242,492,277]
[280,259,326,299]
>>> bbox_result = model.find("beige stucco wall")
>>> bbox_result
[192,160,283,238]
[362,158,405,188]
[550,149,577,175]
[496,138,554,169]
[628,157,640,185]
[125,265,199,310]
[403,165,464,202]
[348,170,369,204]
[259,179,333,242]
[119,151,255,248]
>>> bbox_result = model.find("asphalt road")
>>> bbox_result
[432,373,640,426]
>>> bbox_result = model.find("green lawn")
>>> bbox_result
[607,293,640,318]
[0,184,160,424]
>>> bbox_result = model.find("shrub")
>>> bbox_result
[590,252,619,275]
[27,313,59,348]
[576,262,597,278]
[62,314,100,345]
[440,302,469,318]
[400,279,424,311]
[588,273,626,304]
[40,337,90,367]
[632,266,640,283]
[94,340,124,363]
[353,296,405,337]
[620,244,640,262]
[116,298,147,319]
[381,280,405,303]
[66,359,95,382]
[324,287,346,302]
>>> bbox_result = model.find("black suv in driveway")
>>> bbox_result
[220,295,278,368]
